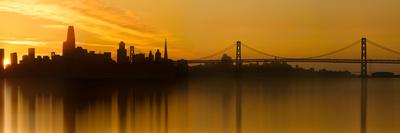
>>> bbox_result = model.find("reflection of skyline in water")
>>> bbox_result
[2,77,400,133]
[4,84,64,133]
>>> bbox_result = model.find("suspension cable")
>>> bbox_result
[241,43,287,58]
[300,40,360,59]
[242,40,360,59]
[367,40,400,56]
[194,39,361,60]
[194,44,235,60]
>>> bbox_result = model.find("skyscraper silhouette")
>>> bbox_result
[155,49,162,63]
[63,26,76,56]
[10,52,17,66]
[148,51,154,62]
[164,39,168,62]
[117,41,128,64]
[28,48,35,63]
[28,48,35,59]
[130,46,135,63]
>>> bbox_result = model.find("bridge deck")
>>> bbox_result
[187,59,400,64]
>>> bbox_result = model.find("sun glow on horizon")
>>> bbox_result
[3,59,10,69]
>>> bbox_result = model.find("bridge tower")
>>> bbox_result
[236,41,242,70]
[361,37,368,133]
[361,37,367,77]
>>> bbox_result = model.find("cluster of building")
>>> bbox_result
[117,39,169,64]
[0,26,170,72]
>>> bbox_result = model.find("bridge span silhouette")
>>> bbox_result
[186,37,400,133]
[188,58,400,64]
[187,37,400,77]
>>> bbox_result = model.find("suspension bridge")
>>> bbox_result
[187,37,400,77]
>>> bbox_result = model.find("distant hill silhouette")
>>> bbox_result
[190,54,353,77]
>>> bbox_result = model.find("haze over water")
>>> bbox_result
[1,76,399,133]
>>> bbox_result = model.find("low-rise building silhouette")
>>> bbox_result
[134,54,146,64]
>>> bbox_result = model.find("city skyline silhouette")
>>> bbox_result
[0,25,191,79]
[2,1,400,133]
[1,25,400,78]
[2,0,400,74]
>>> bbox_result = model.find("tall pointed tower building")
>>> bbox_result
[164,39,168,62]
[63,26,76,56]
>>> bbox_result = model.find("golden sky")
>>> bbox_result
[1,0,400,67]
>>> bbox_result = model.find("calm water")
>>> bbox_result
[1,77,399,133]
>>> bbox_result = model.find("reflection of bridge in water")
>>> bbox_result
[187,37,400,77]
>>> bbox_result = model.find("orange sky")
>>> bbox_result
[1,0,400,72]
